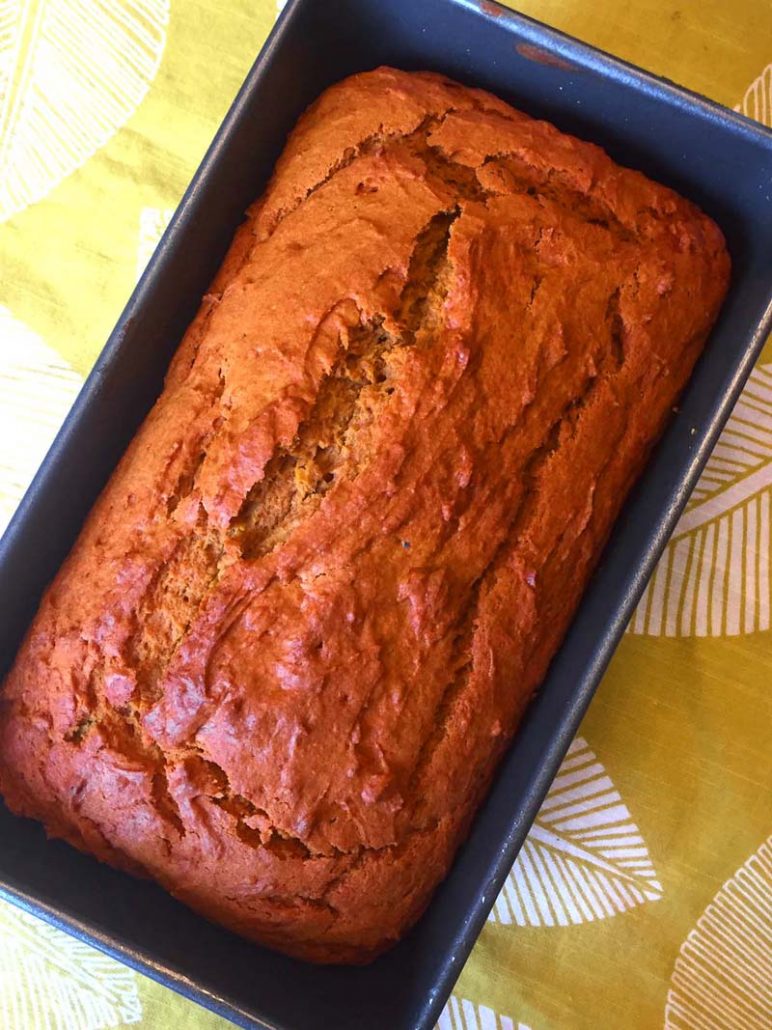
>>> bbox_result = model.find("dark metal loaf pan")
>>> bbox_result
[1,0,770,1027]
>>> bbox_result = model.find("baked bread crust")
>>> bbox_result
[0,68,729,963]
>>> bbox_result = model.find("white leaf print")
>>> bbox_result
[664,835,772,1030]
[0,305,83,536]
[0,0,170,223]
[0,897,142,1029]
[489,737,662,928]
[136,205,174,281]
[629,363,772,637]
[437,995,533,1030]
[735,64,772,126]
[275,0,288,16]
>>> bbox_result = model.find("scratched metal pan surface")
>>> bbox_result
[0,0,770,1027]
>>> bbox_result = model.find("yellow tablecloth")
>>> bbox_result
[0,2,770,1028]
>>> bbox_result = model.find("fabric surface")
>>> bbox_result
[0,0,770,1027]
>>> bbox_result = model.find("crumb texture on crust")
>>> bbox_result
[0,67,729,963]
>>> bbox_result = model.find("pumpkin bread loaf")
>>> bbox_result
[0,68,729,963]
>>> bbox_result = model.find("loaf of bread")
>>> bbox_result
[0,68,729,963]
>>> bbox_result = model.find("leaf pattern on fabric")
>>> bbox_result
[0,898,142,1029]
[136,205,174,280]
[735,63,772,123]
[0,305,83,536]
[437,995,533,1030]
[664,836,772,1030]
[629,363,772,637]
[489,738,662,928]
[0,0,169,223]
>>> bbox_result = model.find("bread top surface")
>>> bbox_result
[0,68,729,961]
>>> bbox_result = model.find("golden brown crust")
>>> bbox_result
[0,68,729,962]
